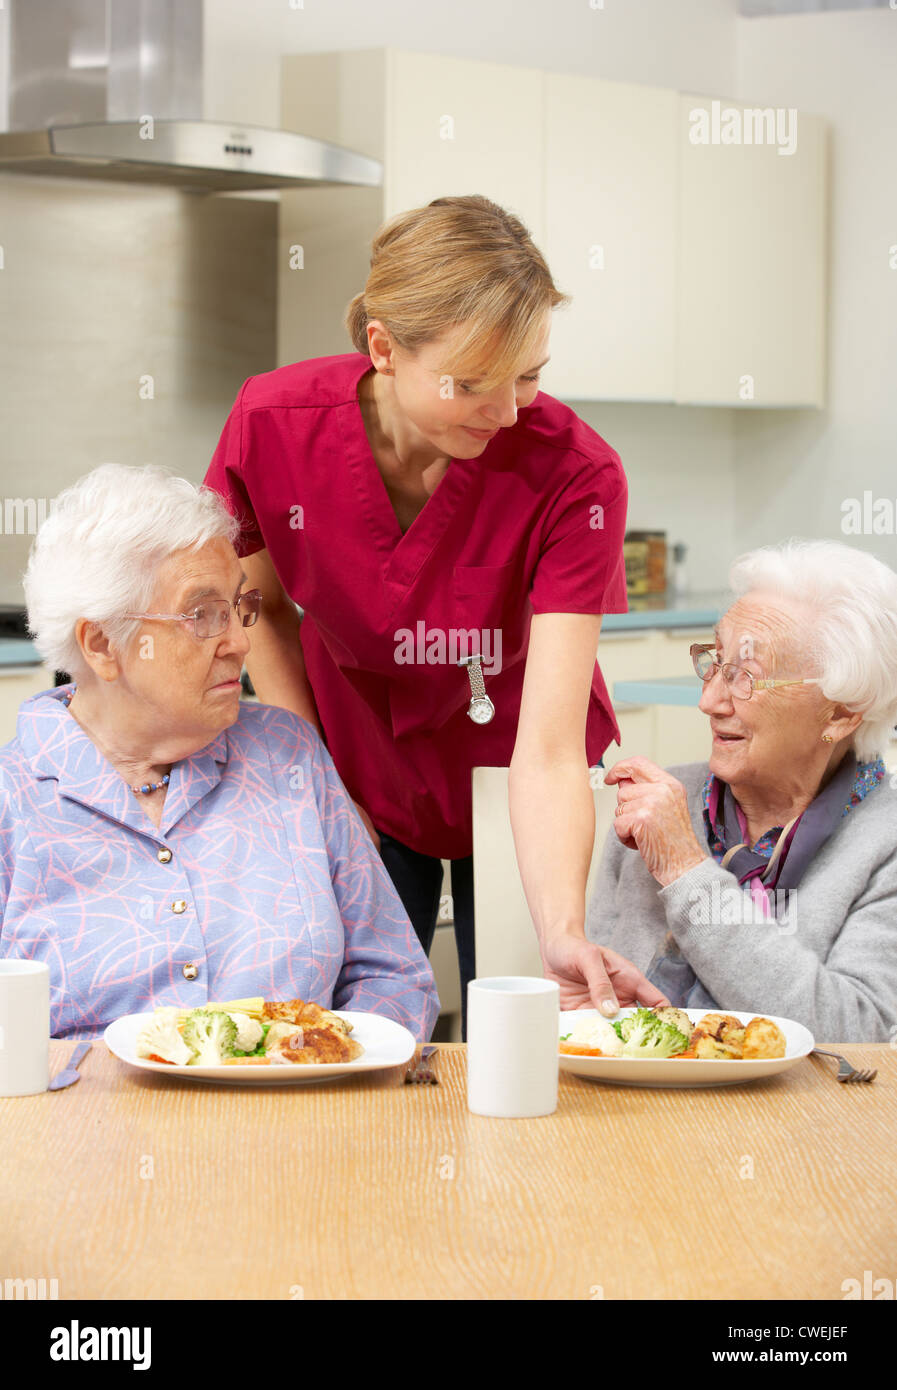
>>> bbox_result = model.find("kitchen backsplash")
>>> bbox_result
[0,175,276,607]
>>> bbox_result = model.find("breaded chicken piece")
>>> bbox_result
[691,1012,745,1055]
[742,1016,786,1059]
[277,1026,364,1065]
[689,1028,743,1060]
[262,998,353,1034]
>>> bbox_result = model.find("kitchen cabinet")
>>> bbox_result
[542,75,679,402]
[385,51,544,242]
[675,94,827,407]
[279,50,827,407]
[278,48,543,366]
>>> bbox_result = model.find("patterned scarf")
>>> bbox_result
[644,752,887,1006]
[704,752,886,917]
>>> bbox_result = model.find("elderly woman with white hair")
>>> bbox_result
[586,539,897,1042]
[0,463,439,1041]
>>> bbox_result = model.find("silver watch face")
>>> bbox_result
[468,696,495,725]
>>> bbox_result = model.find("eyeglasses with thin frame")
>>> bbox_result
[690,642,813,701]
[124,589,263,640]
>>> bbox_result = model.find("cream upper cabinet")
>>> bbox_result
[385,50,544,244]
[278,48,544,367]
[278,51,827,407]
[542,75,678,403]
[675,94,827,408]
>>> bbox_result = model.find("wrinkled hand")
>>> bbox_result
[542,931,670,1016]
[604,756,706,887]
[352,799,381,852]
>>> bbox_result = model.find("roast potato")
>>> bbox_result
[742,1016,786,1059]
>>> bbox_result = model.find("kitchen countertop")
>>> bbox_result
[0,592,729,663]
[0,637,43,667]
[613,675,703,706]
[0,591,729,669]
[602,590,728,632]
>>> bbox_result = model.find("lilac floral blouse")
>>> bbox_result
[0,685,440,1041]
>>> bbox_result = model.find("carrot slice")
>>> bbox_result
[559,1042,604,1056]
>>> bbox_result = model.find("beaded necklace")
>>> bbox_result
[62,685,171,796]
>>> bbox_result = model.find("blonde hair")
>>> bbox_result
[345,195,569,390]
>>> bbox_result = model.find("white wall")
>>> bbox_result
[578,402,738,592]
[734,10,897,569]
[203,0,738,127]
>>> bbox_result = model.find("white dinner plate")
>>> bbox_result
[558,1007,814,1088]
[104,1009,416,1085]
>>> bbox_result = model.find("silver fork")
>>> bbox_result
[404,1044,439,1085]
[812,1047,877,1083]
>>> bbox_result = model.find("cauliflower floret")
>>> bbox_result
[264,1020,301,1052]
[136,1006,196,1066]
[563,1013,624,1057]
[228,1011,263,1053]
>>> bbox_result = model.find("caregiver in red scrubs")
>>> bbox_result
[204,194,666,1036]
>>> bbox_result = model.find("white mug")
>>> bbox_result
[0,959,50,1096]
[467,976,560,1117]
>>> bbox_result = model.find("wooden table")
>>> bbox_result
[1,1040,894,1300]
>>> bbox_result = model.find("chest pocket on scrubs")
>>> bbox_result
[452,563,514,626]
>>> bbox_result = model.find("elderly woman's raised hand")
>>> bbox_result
[604,756,708,887]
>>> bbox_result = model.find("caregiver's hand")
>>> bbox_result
[604,756,706,888]
[541,932,670,1016]
[353,800,381,852]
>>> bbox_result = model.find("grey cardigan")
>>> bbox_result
[585,762,897,1043]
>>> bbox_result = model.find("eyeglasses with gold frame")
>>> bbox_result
[690,642,812,701]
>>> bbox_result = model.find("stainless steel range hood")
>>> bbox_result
[0,0,382,193]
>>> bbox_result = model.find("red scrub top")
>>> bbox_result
[204,352,628,859]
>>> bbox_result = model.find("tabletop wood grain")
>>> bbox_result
[1,1040,893,1300]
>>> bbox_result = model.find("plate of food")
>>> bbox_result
[104,996,416,1084]
[558,1005,814,1088]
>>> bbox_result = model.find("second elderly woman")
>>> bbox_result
[587,539,897,1042]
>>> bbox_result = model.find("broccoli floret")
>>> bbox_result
[620,1009,690,1058]
[618,1007,658,1042]
[653,1006,693,1040]
[182,1008,238,1066]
